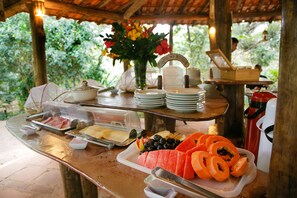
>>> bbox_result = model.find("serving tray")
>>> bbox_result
[66,124,144,148]
[117,143,257,198]
[26,111,77,134]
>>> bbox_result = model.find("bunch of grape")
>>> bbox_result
[142,134,181,153]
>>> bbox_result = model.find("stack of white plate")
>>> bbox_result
[165,88,205,113]
[134,89,166,108]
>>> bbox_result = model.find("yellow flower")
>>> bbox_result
[127,29,142,41]
[101,49,108,56]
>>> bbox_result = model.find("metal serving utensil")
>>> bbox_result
[152,167,222,198]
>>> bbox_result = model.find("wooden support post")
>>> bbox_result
[268,0,297,196]
[0,0,5,21]
[27,0,47,86]
[169,24,173,66]
[59,164,83,198]
[80,176,98,198]
[209,0,244,141]
[144,113,176,133]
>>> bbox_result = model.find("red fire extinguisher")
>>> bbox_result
[244,91,276,163]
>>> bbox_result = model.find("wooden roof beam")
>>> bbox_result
[4,0,26,19]
[178,0,191,14]
[233,10,281,18]
[157,0,166,14]
[44,1,122,21]
[131,14,208,24]
[123,0,147,20]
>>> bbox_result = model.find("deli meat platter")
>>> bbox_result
[26,111,77,133]
[117,142,257,198]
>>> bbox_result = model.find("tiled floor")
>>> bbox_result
[0,119,214,198]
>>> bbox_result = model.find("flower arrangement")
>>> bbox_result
[101,21,172,66]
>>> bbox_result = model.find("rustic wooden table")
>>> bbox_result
[204,79,274,144]
[6,114,269,198]
[81,91,229,132]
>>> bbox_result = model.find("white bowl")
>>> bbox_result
[144,186,177,198]
[70,88,98,102]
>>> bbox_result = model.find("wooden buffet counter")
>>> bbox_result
[6,114,269,198]
[81,91,229,133]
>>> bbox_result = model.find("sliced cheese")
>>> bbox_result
[80,125,129,143]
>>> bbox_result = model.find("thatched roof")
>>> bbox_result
[2,0,281,25]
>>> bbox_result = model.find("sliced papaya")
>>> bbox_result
[208,141,240,167]
[206,155,230,182]
[197,134,214,145]
[231,157,248,177]
[205,135,233,149]
[175,132,203,152]
[191,151,212,179]
[185,143,207,156]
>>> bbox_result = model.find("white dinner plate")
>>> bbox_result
[166,98,198,105]
[165,88,204,96]
[166,95,200,101]
[134,97,165,103]
[134,89,166,99]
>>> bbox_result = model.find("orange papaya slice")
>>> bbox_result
[206,155,230,182]
[208,141,240,167]
[191,151,212,179]
[231,157,248,177]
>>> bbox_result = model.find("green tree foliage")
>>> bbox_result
[0,13,34,109]
[0,13,109,115]
[44,18,109,89]
[173,25,210,79]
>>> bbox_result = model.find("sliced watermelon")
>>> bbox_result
[183,155,195,180]
[155,149,170,169]
[137,151,148,166]
[144,150,159,169]
[175,151,186,177]
[165,150,178,174]
[185,143,207,156]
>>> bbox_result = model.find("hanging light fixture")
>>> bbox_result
[262,30,268,41]
[209,26,216,35]
[34,0,45,17]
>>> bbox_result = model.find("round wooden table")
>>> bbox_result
[6,114,269,198]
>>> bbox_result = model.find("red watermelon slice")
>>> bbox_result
[137,151,148,166]
[175,151,186,177]
[165,150,178,174]
[144,150,159,169]
[155,149,170,169]
[183,155,195,180]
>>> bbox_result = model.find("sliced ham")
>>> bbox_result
[41,116,71,129]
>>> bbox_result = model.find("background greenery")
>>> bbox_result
[0,13,281,119]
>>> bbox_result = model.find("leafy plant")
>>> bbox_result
[101,21,171,66]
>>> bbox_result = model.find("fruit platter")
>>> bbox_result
[117,131,257,197]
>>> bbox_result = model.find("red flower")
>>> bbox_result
[155,45,164,55]
[155,39,172,55]
[160,39,169,48]
[105,41,114,48]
